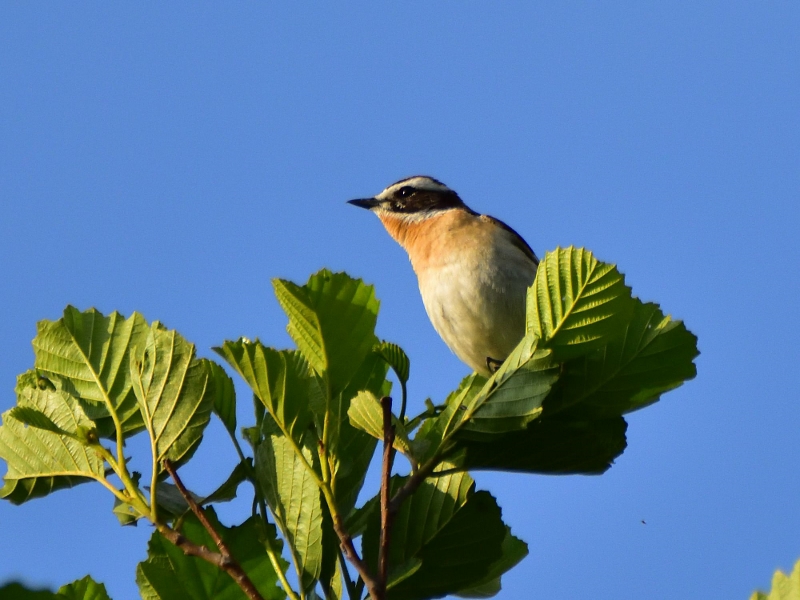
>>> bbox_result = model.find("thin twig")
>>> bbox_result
[388,456,441,515]
[163,460,266,600]
[331,511,382,599]
[378,396,396,592]
[156,524,234,566]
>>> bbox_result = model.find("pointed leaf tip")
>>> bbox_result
[273,270,380,396]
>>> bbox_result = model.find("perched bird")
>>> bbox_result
[348,176,538,376]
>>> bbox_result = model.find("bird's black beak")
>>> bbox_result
[347,197,381,210]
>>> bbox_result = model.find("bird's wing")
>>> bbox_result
[480,215,539,265]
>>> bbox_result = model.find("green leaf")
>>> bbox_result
[459,338,560,436]
[130,325,214,469]
[33,306,149,437]
[450,415,627,475]
[347,390,412,457]
[149,481,203,517]
[363,470,474,578]
[8,406,74,438]
[319,551,345,600]
[375,341,410,385]
[214,340,313,444]
[269,271,388,522]
[255,421,323,591]
[411,375,486,463]
[113,496,144,526]
[546,300,699,417]
[750,558,800,600]
[136,509,287,600]
[57,576,112,600]
[273,270,379,397]
[417,337,560,452]
[128,461,246,523]
[0,583,61,599]
[205,359,237,436]
[345,494,379,538]
[454,528,528,598]
[201,460,250,505]
[387,492,511,600]
[527,247,634,358]
[317,506,347,600]
[0,377,104,503]
[0,582,58,599]
[327,349,389,515]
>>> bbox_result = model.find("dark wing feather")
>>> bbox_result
[480,215,539,264]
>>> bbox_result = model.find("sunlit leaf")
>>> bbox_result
[205,359,237,436]
[527,247,634,358]
[8,406,74,438]
[57,575,112,600]
[347,390,412,457]
[750,558,800,600]
[327,349,388,516]
[375,341,410,385]
[273,270,379,397]
[546,300,699,417]
[415,338,560,453]
[130,325,214,470]
[459,338,560,436]
[0,376,104,504]
[33,306,149,437]
[255,420,323,592]
[411,375,485,463]
[214,340,313,444]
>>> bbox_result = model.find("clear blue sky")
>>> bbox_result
[1,3,798,599]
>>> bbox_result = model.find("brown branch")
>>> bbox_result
[156,524,232,567]
[332,511,382,599]
[163,459,265,600]
[378,396,397,593]
[388,456,440,515]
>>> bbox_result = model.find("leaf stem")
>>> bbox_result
[163,460,266,600]
[94,444,150,509]
[226,426,248,465]
[254,495,301,600]
[398,380,408,423]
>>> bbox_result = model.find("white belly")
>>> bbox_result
[416,246,536,375]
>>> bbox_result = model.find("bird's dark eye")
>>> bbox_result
[397,186,415,198]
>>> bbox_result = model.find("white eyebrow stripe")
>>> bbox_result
[376,176,453,199]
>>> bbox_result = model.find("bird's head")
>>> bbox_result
[348,176,467,220]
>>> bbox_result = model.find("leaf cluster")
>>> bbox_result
[0,248,698,600]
